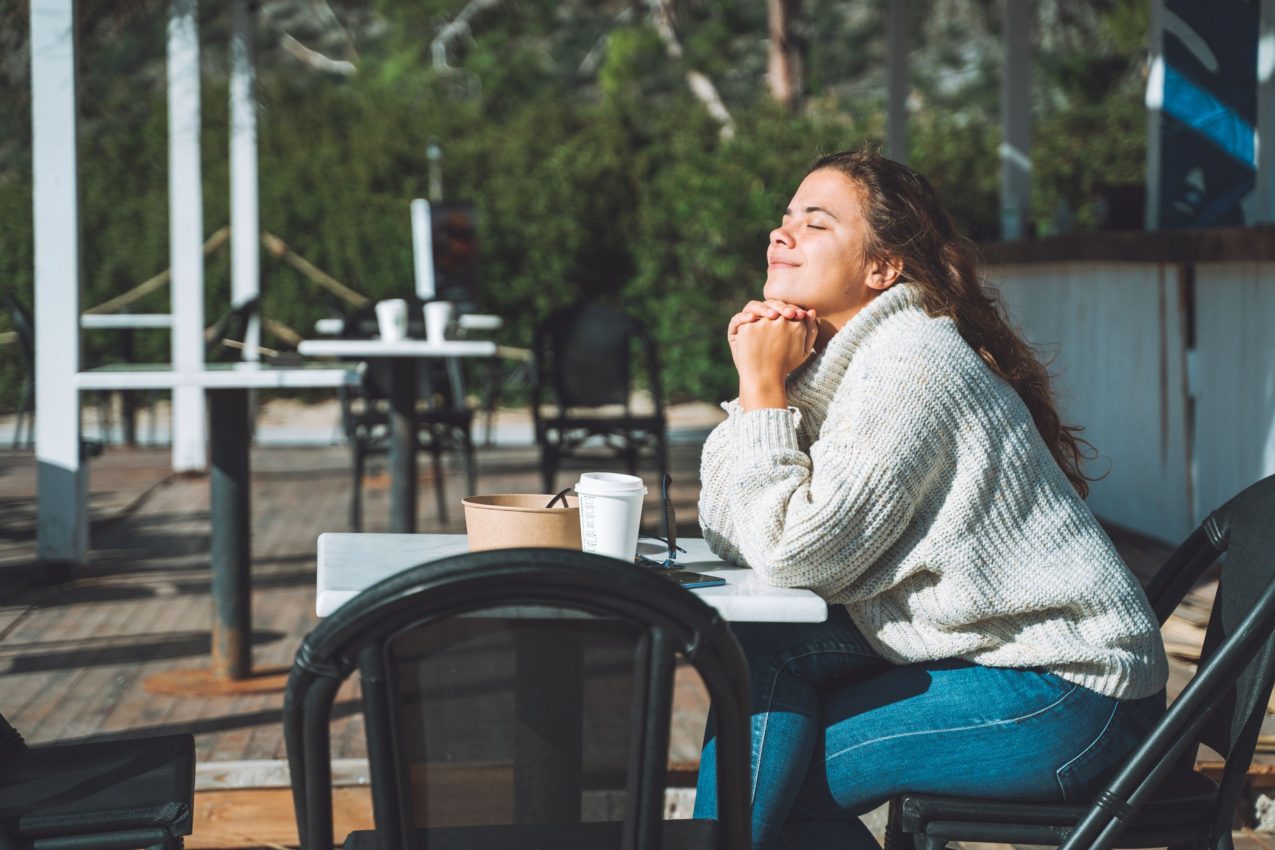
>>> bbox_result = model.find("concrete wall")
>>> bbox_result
[988,260,1275,541]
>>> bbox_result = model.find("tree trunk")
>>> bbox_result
[648,0,736,140]
[767,0,803,111]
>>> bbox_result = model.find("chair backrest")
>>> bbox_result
[206,296,260,363]
[532,303,662,415]
[285,548,750,850]
[1062,473,1275,850]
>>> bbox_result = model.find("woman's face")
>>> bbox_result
[763,169,883,322]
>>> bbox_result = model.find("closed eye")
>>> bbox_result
[807,224,826,230]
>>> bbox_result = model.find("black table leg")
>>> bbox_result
[388,357,417,533]
[209,387,252,680]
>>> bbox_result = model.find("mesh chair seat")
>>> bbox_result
[0,732,194,849]
[890,770,1217,849]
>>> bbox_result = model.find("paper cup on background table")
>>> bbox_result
[462,494,581,551]
[575,473,647,561]
[424,300,453,342]
[375,299,408,342]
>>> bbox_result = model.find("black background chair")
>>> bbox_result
[3,293,104,457]
[284,548,751,850]
[884,473,1275,850]
[338,297,477,528]
[0,711,194,850]
[532,303,668,494]
[3,292,36,449]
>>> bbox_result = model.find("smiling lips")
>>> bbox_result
[768,254,800,270]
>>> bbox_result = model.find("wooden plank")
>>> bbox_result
[189,787,372,850]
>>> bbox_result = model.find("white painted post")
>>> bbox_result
[231,0,260,357]
[169,0,207,471]
[411,199,436,300]
[999,0,1033,240]
[887,0,909,164]
[1256,0,1275,223]
[31,0,88,572]
[1145,0,1165,231]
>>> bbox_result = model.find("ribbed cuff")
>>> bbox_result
[735,407,801,453]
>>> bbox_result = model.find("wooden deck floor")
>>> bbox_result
[1,435,1271,848]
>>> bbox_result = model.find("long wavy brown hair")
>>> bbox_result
[811,149,1096,497]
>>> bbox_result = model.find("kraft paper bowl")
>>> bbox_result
[462,494,582,551]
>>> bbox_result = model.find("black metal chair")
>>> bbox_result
[884,473,1275,850]
[338,297,477,528]
[532,303,668,493]
[205,296,261,364]
[0,711,195,850]
[3,292,36,449]
[284,548,752,850]
[4,293,103,457]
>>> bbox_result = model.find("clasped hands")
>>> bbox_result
[728,299,818,411]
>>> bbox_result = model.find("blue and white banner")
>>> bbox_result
[1155,0,1259,228]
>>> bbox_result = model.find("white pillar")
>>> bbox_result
[999,0,1033,240]
[886,0,909,164]
[1256,0,1275,223]
[231,0,260,358]
[169,0,207,470]
[1145,0,1165,231]
[31,0,88,570]
[411,199,436,300]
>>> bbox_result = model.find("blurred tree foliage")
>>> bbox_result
[0,0,1149,409]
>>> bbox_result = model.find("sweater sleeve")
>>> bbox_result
[725,351,953,596]
[697,401,749,566]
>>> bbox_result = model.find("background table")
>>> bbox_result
[312,313,504,336]
[316,534,828,623]
[77,363,362,687]
[297,339,498,533]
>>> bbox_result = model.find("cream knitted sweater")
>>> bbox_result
[699,283,1168,700]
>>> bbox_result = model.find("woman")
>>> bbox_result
[693,149,1168,850]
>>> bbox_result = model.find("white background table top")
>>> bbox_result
[316,534,828,623]
[313,314,503,336]
[298,338,497,358]
[80,313,174,329]
[75,362,363,390]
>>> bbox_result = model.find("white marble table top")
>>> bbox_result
[298,338,497,358]
[75,362,363,390]
[80,313,174,329]
[316,534,828,623]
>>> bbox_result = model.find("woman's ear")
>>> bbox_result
[866,255,904,291]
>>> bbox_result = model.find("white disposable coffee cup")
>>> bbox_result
[575,472,647,561]
[375,299,408,342]
[424,300,453,342]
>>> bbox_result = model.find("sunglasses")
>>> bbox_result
[635,473,687,570]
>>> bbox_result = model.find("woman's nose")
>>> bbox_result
[771,226,794,247]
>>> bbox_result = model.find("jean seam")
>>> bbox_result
[1053,698,1120,801]
[751,646,881,804]
[823,681,1081,764]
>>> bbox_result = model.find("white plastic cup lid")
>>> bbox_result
[574,472,647,496]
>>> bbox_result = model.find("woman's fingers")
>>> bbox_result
[762,299,808,320]
[728,310,762,339]
[742,299,810,321]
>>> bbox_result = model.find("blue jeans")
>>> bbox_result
[694,607,1165,850]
